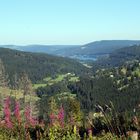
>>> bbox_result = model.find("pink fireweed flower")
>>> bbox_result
[4,97,13,128]
[14,101,21,123]
[25,106,37,126]
[58,106,64,127]
[30,117,38,126]
[25,106,30,121]
[88,128,93,138]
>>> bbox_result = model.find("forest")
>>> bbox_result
[0,46,140,139]
[0,48,90,85]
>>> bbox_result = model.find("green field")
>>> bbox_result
[33,73,79,89]
[132,67,140,77]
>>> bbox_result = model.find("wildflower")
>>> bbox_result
[25,106,30,121]
[14,101,21,123]
[58,106,64,127]
[4,97,13,128]
[88,128,92,138]
[25,106,37,126]
[30,117,38,126]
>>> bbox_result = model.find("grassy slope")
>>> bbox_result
[33,73,79,89]
[0,87,40,117]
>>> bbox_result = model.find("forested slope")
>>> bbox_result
[0,48,90,84]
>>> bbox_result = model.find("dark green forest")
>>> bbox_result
[92,45,140,69]
[0,48,90,85]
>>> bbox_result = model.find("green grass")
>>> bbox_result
[56,92,76,100]
[0,87,39,101]
[121,68,127,75]
[33,74,66,89]
[52,74,66,82]
[33,73,79,89]
[133,67,140,77]
[43,77,52,82]
[69,76,79,82]
[33,83,47,89]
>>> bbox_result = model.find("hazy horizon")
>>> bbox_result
[0,39,140,46]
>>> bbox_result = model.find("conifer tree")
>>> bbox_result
[0,59,9,118]
[19,72,32,104]
[0,59,8,87]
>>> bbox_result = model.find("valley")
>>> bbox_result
[0,43,140,139]
[1,0,140,139]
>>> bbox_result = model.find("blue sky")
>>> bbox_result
[0,0,140,45]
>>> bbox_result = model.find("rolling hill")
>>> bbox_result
[1,40,140,58]
[0,45,79,55]
[0,48,90,85]
[57,40,140,56]
[93,45,140,68]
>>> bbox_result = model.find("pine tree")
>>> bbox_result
[19,72,39,117]
[13,73,19,90]
[0,59,8,118]
[19,72,32,103]
[0,59,8,87]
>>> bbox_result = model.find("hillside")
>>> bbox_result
[0,48,90,84]
[1,40,140,58]
[1,47,140,139]
[54,40,140,57]
[81,40,140,54]
[69,60,140,112]
[0,45,80,55]
[93,45,140,68]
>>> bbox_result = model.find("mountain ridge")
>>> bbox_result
[49,40,140,56]
[1,40,140,56]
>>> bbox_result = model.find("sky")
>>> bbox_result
[0,0,140,45]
